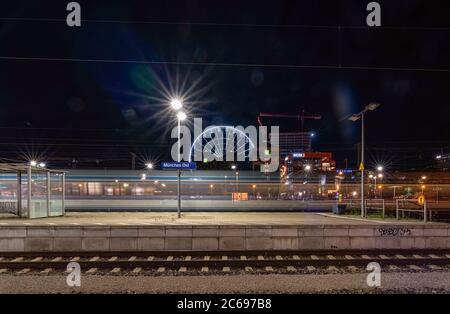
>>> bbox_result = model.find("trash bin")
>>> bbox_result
[332,204,347,215]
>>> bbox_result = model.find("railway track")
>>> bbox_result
[1,250,450,274]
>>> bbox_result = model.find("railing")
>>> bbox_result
[365,199,386,218]
[395,199,427,222]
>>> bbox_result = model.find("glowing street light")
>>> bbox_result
[348,102,381,217]
[304,164,311,171]
[377,173,383,178]
[231,164,237,170]
[421,175,427,180]
[176,111,187,121]
[30,160,37,167]
[377,165,383,172]
[170,98,183,111]
[39,162,46,168]
[146,163,153,169]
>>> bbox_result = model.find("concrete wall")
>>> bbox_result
[0,225,449,252]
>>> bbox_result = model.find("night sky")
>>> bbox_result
[0,0,449,170]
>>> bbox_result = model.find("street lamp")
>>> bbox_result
[170,98,183,111]
[348,103,381,217]
[146,163,153,169]
[377,165,383,172]
[304,164,311,171]
[170,98,187,219]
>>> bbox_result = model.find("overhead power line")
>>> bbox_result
[1,17,450,31]
[1,56,450,72]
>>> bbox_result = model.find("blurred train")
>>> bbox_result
[1,169,448,212]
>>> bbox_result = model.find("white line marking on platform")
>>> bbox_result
[361,255,371,259]
[310,255,319,260]
[201,267,209,272]
[31,257,43,262]
[292,255,300,260]
[413,254,424,259]
[23,223,32,225]
[108,256,118,261]
[70,257,80,262]
[69,223,80,225]
[157,267,165,272]
[257,256,264,260]
[12,257,23,262]
[41,268,53,274]
[345,255,354,260]
[46,223,56,225]
[147,256,154,261]
[111,268,121,273]
[89,256,99,262]
[326,255,336,260]
[222,256,228,261]
[347,266,358,272]
[204,256,210,261]
[222,267,230,272]
[166,256,173,261]
[94,223,105,225]
[179,267,187,272]
[307,266,316,271]
[0,269,7,274]
[128,256,136,261]
[0,223,9,225]
[86,268,97,274]
[240,256,247,261]
[379,255,389,259]
[245,267,253,272]
[132,267,142,273]
[428,254,440,259]
[275,255,283,260]
[395,255,406,259]
[265,266,274,272]
[317,213,390,224]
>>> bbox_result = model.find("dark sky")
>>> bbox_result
[0,0,449,169]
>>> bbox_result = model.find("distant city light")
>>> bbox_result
[304,165,311,171]
[231,165,237,170]
[352,191,357,196]
[310,132,315,138]
[436,155,442,159]
[146,163,153,169]
[170,98,183,110]
[421,176,427,180]
[377,173,383,178]
[29,160,37,166]
[39,162,46,168]
[377,165,383,171]
[369,174,374,179]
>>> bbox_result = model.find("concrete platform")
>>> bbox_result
[0,212,449,252]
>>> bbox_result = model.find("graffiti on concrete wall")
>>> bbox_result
[378,227,411,237]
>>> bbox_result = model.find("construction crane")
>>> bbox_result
[257,109,322,133]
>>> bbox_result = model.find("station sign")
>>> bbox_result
[161,162,197,170]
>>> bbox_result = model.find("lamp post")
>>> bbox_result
[349,103,380,218]
[171,98,186,218]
